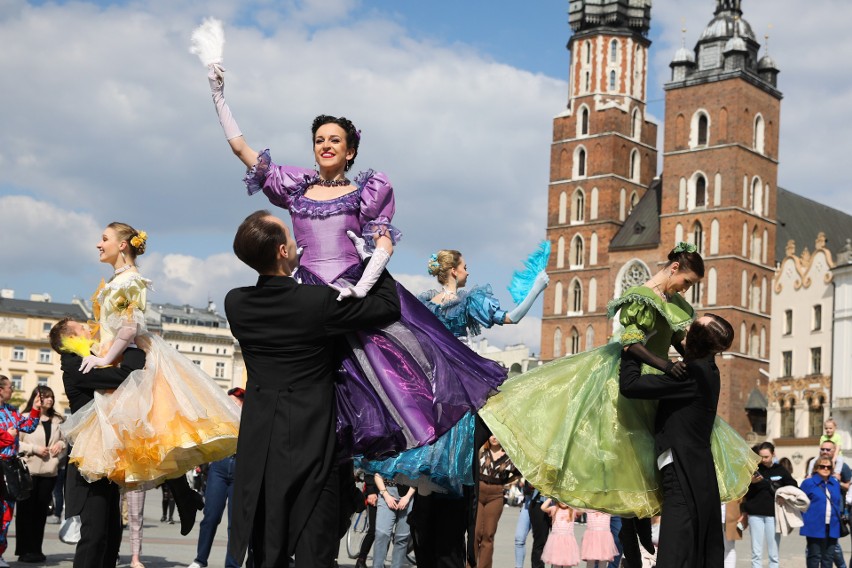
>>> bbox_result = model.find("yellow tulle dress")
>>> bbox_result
[479,286,758,518]
[63,271,240,488]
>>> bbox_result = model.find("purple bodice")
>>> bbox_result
[245,149,402,284]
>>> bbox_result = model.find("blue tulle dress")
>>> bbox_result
[358,285,508,496]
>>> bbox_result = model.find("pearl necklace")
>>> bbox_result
[313,176,351,187]
[114,265,134,276]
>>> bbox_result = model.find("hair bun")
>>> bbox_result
[426,253,440,276]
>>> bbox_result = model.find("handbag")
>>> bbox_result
[59,516,82,544]
[841,512,851,538]
[1,456,33,501]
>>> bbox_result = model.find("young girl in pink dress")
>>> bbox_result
[541,499,580,568]
[580,510,619,567]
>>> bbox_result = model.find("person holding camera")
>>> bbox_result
[741,441,798,568]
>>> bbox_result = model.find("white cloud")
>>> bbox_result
[143,251,253,307]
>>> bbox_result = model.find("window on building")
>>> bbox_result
[754,114,765,154]
[192,360,201,366]
[813,305,822,331]
[608,70,616,91]
[572,281,583,313]
[572,189,585,223]
[570,328,581,355]
[11,375,22,391]
[553,328,563,358]
[580,106,589,136]
[782,351,793,377]
[693,222,704,255]
[215,362,226,379]
[619,261,651,295]
[610,39,618,62]
[691,281,702,306]
[629,150,640,182]
[42,322,51,334]
[695,175,706,207]
[38,349,51,364]
[571,236,584,267]
[578,148,586,177]
[781,398,795,437]
[811,347,822,375]
[783,310,792,335]
[12,346,25,361]
[631,109,641,140]
[38,376,48,387]
[697,114,708,146]
[584,72,590,92]
[809,396,825,438]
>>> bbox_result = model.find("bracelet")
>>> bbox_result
[380,489,387,494]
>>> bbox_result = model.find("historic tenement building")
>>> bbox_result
[541,0,842,437]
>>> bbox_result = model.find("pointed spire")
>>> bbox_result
[715,0,743,16]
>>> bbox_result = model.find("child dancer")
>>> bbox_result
[579,510,619,568]
[541,499,580,568]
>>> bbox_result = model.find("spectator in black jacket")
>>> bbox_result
[742,441,798,568]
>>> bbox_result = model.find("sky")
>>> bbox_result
[1,0,850,354]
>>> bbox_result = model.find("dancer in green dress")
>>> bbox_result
[479,243,757,519]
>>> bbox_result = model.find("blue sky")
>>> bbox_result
[2,0,850,353]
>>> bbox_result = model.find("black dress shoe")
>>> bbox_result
[355,558,367,568]
[19,552,47,563]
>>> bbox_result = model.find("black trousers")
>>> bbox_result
[357,503,377,560]
[410,493,468,568]
[74,477,122,568]
[15,474,57,556]
[528,498,551,568]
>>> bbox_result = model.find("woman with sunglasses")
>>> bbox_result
[801,455,843,568]
[741,441,797,568]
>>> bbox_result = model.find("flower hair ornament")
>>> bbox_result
[427,253,440,275]
[672,241,697,254]
[130,231,148,249]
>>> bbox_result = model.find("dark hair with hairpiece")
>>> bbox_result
[666,246,704,278]
[107,222,146,257]
[685,312,734,360]
[233,210,288,274]
[311,115,360,171]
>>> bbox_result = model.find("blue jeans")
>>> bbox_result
[807,535,838,568]
[194,456,238,568]
[373,486,412,568]
[514,496,531,568]
[608,516,623,568]
[750,515,780,568]
[836,541,848,568]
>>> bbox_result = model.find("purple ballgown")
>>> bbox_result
[245,150,507,458]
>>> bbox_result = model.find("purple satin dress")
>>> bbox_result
[245,150,507,458]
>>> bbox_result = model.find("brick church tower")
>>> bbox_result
[662,0,781,433]
[541,0,657,360]
[540,0,781,436]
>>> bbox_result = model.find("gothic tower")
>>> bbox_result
[662,0,781,434]
[542,0,657,360]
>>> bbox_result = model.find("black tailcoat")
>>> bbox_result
[619,353,724,568]
[224,270,400,567]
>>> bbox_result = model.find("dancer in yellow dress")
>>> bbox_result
[63,222,240,490]
[479,243,757,519]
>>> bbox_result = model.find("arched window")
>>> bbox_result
[809,396,825,437]
[750,275,760,311]
[749,325,759,357]
[588,277,597,312]
[553,281,563,315]
[739,321,747,352]
[628,191,639,214]
[572,280,583,313]
[631,108,641,140]
[572,188,585,223]
[751,226,761,262]
[697,114,708,145]
[617,260,651,297]
[710,219,720,255]
[754,114,765,154]
[579,105,590,136]
[610,39,618,62]
[675,223,684,244]
[695,175,706,207]
[584,40,591,64]
[557,237,565,269]
[714,172,722,206]
[693,222,704,255]
[781,397,796,437]
[590,187,599,220]
[558,191,568,224]
[751,177,763,214]
[574,146,587,178]
[590,232,598,265]
[570,327,581,355]
[707,268,718,305]
[585,325,595,351]
[571,235,584,267]
[629,149,640,182]
[690,110,710,147]
[609,70,616,91]
[553,328,563,358]
[584,72,590,92]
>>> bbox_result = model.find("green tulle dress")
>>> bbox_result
[479,286,758,518]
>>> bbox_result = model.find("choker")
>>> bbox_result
[114,265,134,276]
[314,176,350,187]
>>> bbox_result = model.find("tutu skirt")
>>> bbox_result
[63,333,240,488]
[542,524,580,567]
[300,267,507,459]
[479,342,759,517]
[580,511,618,561]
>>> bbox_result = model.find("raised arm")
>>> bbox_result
[208,65,259,169]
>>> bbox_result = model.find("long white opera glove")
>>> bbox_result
[79,325,137,374]
[334,248,391,301]
[506,270,549,323]
[208,64,243,140]
[347,230,373,261]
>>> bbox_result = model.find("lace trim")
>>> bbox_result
[96,274,153,305]
[606,290,694,332]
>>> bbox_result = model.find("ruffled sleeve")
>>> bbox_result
[103,276,148,335]
[357,170,402,251]
[465,285,507,333]
[243,149,317,211]
[618,301,657,346]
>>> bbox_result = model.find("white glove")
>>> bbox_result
[333,248,391,301]
[506,270,549,323]
[347,230,372,261]
[208,64,243,140]
[79,325,136,374]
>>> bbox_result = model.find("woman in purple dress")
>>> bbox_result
[201,54,507,459]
